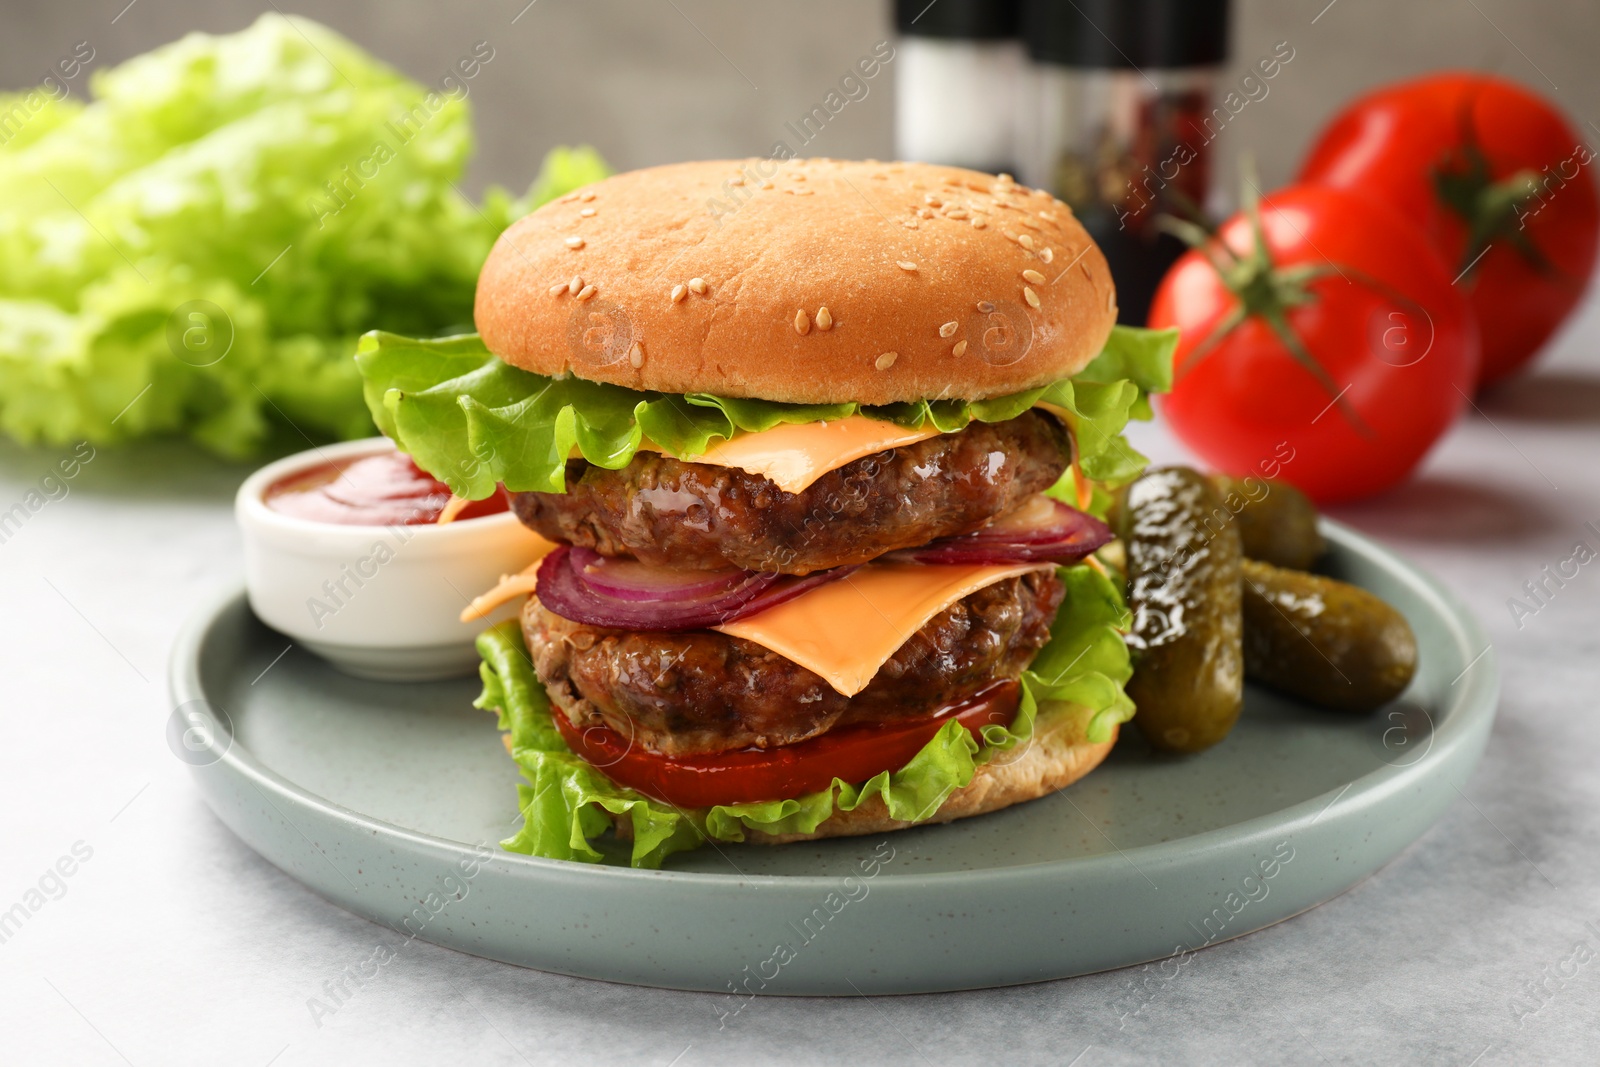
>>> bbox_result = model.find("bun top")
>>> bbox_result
[475,158,1116,405]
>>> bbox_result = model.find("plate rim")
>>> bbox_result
[171,517,1500,891]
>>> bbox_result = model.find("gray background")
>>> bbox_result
[4,3,1600,1066]
[3,0,1599,200]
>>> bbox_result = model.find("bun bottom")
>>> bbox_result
[604,706,1116,846]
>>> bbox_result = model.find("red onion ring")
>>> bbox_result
[885,498,1112,566]
[570,547,753,602]
[536,546,858,630]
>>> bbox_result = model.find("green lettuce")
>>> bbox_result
[0,15,609,456]
[476,563,1133,869]
[356,324,1177,497]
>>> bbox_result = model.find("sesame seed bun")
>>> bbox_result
[474,158,1117,405]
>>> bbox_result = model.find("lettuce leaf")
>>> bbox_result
[0,15,608,456]
[476,562,1134,869]
[356,324,1177,498]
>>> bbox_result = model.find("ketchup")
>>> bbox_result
[553,680,1021,809]
[264,451,510,526]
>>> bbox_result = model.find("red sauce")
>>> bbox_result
[552,680,1021,809]
[264,451,510,526]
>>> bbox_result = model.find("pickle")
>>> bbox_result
[1241,559,1418,713]
[1208,474,1325,570]
[1120,467,1244,753]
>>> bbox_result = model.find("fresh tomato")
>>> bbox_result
[551,681,1019,809]
[1298,73,1599,385]
[1150,184,1478,504]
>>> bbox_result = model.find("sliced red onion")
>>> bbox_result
[536,546,858,630]
[570,547,752,602]
[885,498,1112,566]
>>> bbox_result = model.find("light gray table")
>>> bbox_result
[2,302,1597,1067]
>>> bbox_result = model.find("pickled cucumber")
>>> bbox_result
[1241,559,1418,713]
[1120,467,1244,753]
[1208,474,1325,570]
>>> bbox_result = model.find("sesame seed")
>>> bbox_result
[1020,218,1042,231]
[729,175,745,186]
[816,306,833,331]
[1023,286,1040,308]
[791,172,806,181]
[903,219,919,229]
[671,284,687,303]
[1080,262,1093,281]
[924,194,941,206]
[628,341,644,368]
[577,284,598,302]
[952,340,968,358]
[998,173,1014,183]
[794,188,814,196]
[580,190,597,202]
[548,282,567,297]
[1039,247,1055,264]
[759,180,774,190]
[1018,233,1036,250]
[946,209,969,220]
[971,217,987,229]
[977,301,995,313]
[568,275,583,296]
[1023,269,1046,284]
[939,321,958,338]
[565,236,586,249]
[794,309,811,335]
[1039,211,1057,222]
[688,277,708,295]
[579,207,596,218]
[897,261,918,272]
[875,351,898,370]
[918,208,934,219]
[1107,289,1116,311]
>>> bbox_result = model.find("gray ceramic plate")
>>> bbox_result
[170,520,1497,995]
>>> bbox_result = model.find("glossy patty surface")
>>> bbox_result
[511,411,1067,575]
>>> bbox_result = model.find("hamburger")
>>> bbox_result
[356,158,1175,868]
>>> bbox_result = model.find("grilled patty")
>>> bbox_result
[524,569,1064,757]
[511,411,1067,575]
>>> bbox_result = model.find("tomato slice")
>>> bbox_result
[551,681,1021,809]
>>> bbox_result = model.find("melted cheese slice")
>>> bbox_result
[625,415,943,494]
[458,534,558,622]
[714,561,1052,697]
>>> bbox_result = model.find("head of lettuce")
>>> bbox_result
[356,158,1176,869]
[0,14,607,456]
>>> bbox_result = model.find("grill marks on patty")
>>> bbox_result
[525,569,1064,757]
[510,411,1068,575]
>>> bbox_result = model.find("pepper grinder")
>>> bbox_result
[1019,0,1230,324]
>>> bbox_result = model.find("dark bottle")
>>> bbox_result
[1019,0,1230,324]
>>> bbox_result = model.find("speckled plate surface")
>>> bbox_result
[170,520,1497,995]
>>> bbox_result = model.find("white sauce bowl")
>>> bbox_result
[235,437,547,681]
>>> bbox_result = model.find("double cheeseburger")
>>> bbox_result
[357,159,1172,867]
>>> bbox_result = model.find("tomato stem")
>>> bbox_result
[1432,88,1549,281]
[1159,157,1373,437]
